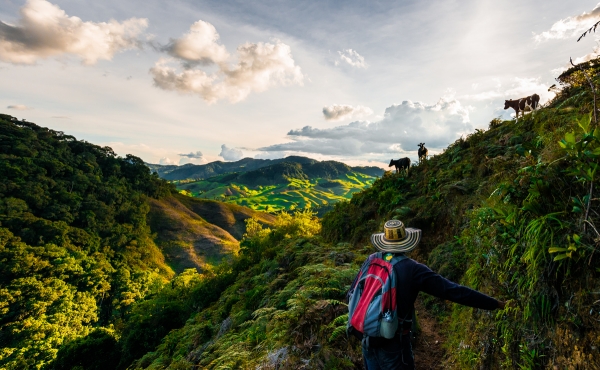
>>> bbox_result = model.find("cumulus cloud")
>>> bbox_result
[534,3,600,42]
[573,46,600,64]
[0,0,147,65]
[461,77,555,104]
[161,20,229,66]
[336,49,367,68]
[219,144,244,161]
[322,104,373,121]
[178,150,204,159]
[7,104,31,110]
[259,97,472,157]
[159,157,175,165]
[150,21,303,103]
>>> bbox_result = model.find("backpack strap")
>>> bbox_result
[390,254,407,265]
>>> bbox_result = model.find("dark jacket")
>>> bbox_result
[394,257,498,325]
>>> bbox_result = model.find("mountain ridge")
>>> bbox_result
[147,156,383,181]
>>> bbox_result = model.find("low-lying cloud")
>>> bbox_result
[178,150,204,159]
[259,97,472,157]
[322,104,373,121]
[159,157,175,165]
[0,0,147,65]
[219,144,244,161]
[7,104,32,110]
[150,21,303,103]
[534,3,600,42]
[336,49,367,68]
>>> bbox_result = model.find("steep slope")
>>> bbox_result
[174,193,275,239]
[147,194,275,273]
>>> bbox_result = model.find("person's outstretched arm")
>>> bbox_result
[413,261,504,310]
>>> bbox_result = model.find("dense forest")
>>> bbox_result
[2,57,600,369]
[0,115,176,369]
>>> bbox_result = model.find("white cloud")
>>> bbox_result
[253,151,289,160]
[322,104,373,121]
[259,97,472,157]
[461,77,555,104]
[573,46,600,64]
[7,104,32,110]
[534,3,600,42]
[150,21,303,103]
[178,156,207,165]
[0,0,147,65]
[159,157,175,165]
[336,49,367,68]
[178,150,204,159]
[162,20,229,65]
[219,144,244,161]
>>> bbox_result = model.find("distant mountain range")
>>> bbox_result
[146,156,384,181]
[147,157,384,213]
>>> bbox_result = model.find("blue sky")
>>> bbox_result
[1,0,599,167]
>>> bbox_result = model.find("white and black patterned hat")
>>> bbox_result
[370,220,421,253]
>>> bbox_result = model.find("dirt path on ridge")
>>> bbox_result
[412,298,448,369]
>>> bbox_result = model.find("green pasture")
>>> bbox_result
[176,171,377,212]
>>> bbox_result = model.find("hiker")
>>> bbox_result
[347,220,505,370]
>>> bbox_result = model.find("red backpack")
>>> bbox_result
[347,252,407,339]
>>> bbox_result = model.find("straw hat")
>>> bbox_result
[370,220,421,253]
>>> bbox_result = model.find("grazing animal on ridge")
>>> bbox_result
[418,143,428,163]
[389,157,410,176]
[504,93,540,122]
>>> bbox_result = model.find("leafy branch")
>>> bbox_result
[578,20,600,42]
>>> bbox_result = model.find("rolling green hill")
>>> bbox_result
[176,160,381,212]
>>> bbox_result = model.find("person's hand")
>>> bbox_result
[496,300,506,310]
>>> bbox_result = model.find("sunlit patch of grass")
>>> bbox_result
[176,172,378,212]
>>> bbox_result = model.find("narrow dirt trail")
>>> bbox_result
[412,299,448,369]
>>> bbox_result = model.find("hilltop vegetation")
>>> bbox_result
[176,160,380,213]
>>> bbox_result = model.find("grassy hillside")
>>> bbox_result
[147,194,275,273]
[177,161,378,213]
[78,62,600,369]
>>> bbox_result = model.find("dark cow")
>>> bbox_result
[389,157,410,176]
[504,93,540,122]
[418,143,428,163]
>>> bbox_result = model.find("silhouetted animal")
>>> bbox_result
[418,143,428,163]
[504,94,540,122]
[389,157,410,176]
